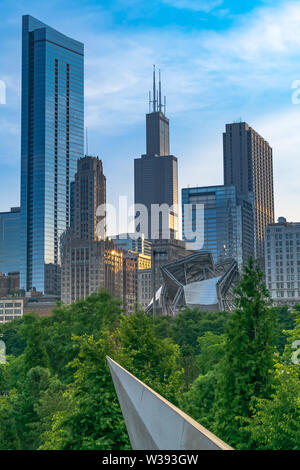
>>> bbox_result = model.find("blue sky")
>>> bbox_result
[1,0,300,233]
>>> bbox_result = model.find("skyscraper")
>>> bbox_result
[182,185,254,268]
[134,66,178,240]
[20,15,84,294]
[223,122,274,264]
[0,207,20,275]
[73,156,106,241]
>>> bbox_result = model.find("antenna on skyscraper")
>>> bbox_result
[164,96,166,114]
[86,127,89,156]
[153,64,156,112]
[159,69,162,112]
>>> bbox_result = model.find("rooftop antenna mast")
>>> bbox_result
[159,69,162,112]
[86,127,89,156]
[153,64,156,112]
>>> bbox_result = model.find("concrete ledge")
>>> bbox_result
[107,356,233,450]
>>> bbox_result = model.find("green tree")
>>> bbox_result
[196,332,226,375]
[39,332,130,450]
[42,291,123,382]
[213,258,276,449]
[22,314,50,373]
[0,318,26,357]
[0,390,20,450]
[244,363,300,449]
[115,311,183,404]
[8,366,52,449]
[170,308,228,388]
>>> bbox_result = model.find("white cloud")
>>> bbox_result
[81,1,300,138]
[162,0,223,12]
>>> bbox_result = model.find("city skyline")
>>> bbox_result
[1,1,300,233]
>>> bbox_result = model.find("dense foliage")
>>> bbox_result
[0,260,299,450]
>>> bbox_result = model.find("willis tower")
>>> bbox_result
[134,66,178,240]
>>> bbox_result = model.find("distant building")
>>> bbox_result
[0,271,20,297]
[0,298,24,323]
[137,269,152,310]
[61,156,110,304]
[223,122,274,265]
[182,185,254,269]
[61,235,123,305]
[0,207,20,275]
[20,15,84,295]
[134,66,178,240]
[265,217,300,305]
[24,295,59,317]
[122,251,152,313]
[73,156,106,241]
[112,233,152,256]
[123,253,138,315]
[152,238,193,303]
[147,252,239,316]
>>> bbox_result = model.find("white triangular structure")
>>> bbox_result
[107,357,233,450]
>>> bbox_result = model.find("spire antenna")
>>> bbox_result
[159,69,162,112]
[153,64,156,112]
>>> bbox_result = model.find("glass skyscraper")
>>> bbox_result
[0,208,20,275]
[182,185,254,268]
[20,15,84,294]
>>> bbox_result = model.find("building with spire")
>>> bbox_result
[134,66,178,240]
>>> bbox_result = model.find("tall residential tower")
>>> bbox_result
[20,15,84,294]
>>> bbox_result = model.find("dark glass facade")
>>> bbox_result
[20,15,84,294]
[134,69,178,240]
[0,208,20,275]
[182,185,254,268]
[223,122,274,265]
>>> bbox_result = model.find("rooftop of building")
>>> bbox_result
[268,217,300,227]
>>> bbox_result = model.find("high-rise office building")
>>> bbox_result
[73,156,106,241]
[60,157,123,305]
[134,66,178,240]
[112,233,152,256]
[20,15,84,294]
[61,236,124,305]
[265,217,300,305]
[0,207,20,275]
[182,185,254,268]
[223,122,274,264]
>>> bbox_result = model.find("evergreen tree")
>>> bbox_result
[213,258,276,448]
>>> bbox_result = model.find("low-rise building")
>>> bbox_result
[137,269,152,310]
[0,298,24,323]
[0,271,20,297]
[265,217,300,305]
